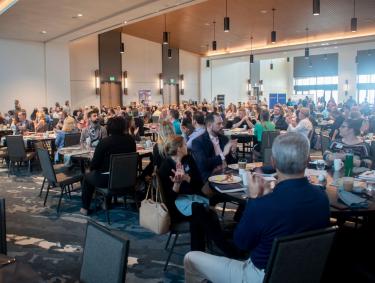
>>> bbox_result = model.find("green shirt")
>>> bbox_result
[254,121,276,142]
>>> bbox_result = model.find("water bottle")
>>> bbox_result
[344,152,353,177]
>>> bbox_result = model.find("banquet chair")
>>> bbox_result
[320,134,331,156]
[37,148,83,213]
[63,133,81,147]
[80,221,129,283]
[34,141,69,197]
[155,172,190,271]
[94,153,138,224]
[263,227,337,283]
[6,135,35,176]
[0,198,6,255]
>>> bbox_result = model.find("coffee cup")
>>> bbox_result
[342,177,354,192]
[334,159,343,171]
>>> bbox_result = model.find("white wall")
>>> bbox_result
[0,38,71,116]
[201,56,249,105]
[202,40,375,105]
[46,41,71,107]
[0,38,46,116]
[69,34,100,109]
[179,49,200,102]
[260,58,291,101]
[122,34,162,105]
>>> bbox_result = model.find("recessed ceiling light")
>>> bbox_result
[260,10,267,14]
[124,20,128,24]
[40,30,47,34]
[204,22,210,26]
[72,13,83,19]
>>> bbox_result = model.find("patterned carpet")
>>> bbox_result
[1,165,188,283]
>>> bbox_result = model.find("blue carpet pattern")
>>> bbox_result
[0,166,188,282]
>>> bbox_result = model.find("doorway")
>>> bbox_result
[164,84,179,105]
[100,82,122,107]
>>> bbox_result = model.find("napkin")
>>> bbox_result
[337,189,369,209]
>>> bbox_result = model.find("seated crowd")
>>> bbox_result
[1,94,374,282]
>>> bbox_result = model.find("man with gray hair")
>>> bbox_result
[184,133,330,283]
[287,107,313,138]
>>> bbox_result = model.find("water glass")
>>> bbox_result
[316,160,325,171]
[238,158,247,170]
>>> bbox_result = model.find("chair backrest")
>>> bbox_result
[263,227,337,283]
[151,116,159,124]
[370,141,375,169]
[64,132,81,147]
[5,135,26,161]
[0,198,6,255]
[321,134,331,155]
[52,118,59,128]
[80,221,129,283]
[263,148,273,166]
[36,148,57,183]
[108,153,138,191]
[261,130,280,150]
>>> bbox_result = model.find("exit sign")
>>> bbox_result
[109,76,116,81]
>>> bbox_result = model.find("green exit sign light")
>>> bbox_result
[109,76,116,81]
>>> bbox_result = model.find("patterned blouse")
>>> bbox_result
[323,138,372,168]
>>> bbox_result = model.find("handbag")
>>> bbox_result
[139,175,171,235]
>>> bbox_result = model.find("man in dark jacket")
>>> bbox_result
[270,104,288,130]
[191,112,237,182]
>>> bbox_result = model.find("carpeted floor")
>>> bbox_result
[1,165,191,283]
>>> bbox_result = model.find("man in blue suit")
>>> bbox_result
[191,112,237,182]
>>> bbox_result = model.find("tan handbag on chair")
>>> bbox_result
[139,174,171,235]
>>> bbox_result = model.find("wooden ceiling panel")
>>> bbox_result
[122,0,375,55]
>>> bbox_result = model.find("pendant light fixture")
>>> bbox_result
[224,0,230,32]
[163,15,169,45]
[305,27,310,59]
[212,20,217,51]
[270,61,274,70]
[248,36,253,95]
[250,36,254,63]
[271,8,276,44]
[313,0,320,15]
[351,0,357,32]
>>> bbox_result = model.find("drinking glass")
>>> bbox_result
[316,160,325,171]
[238,158,247,170]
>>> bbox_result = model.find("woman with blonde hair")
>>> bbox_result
[34,112,48,133]
[154,120,175,169]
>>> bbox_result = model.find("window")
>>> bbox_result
[294,76,338,103]
[357,73,375,104]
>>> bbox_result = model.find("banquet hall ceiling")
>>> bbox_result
[0,0,198,42]
[122,0,375,55]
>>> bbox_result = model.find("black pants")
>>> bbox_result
[190,203,242,258]
[81,171,108,210]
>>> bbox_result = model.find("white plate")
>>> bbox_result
[208,175,242,184]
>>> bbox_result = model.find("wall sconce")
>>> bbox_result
[94,70,100,95]
[343,79,349,95]
[247,79,252,95]
[180,74,184,95]
[159,73,163,95]
[259,80,264,92]
[122,71,128,95]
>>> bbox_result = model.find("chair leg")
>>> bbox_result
[43,184,50,206]
[164,233,179,271]
[28,160,31,174]
[106,207,110,225]
[57,186,64,213]
[165,231,173,250]
[39,177,46,197]
[221,202,227,218]
[7,160,11,177]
